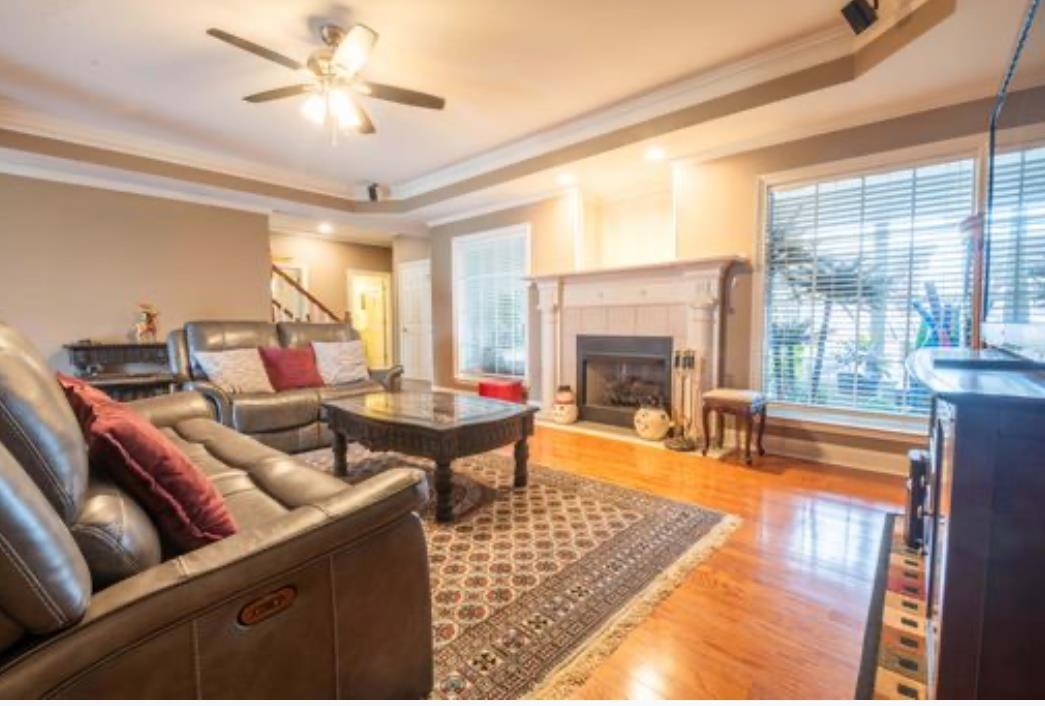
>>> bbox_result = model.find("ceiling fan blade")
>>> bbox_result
[354,100,376,134]
[206,28,303,71]
[243,84,315,103]
[333,24,378,75]
[354,81,446,110]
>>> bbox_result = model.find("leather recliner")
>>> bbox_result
[168,321,404,453]
[0,322,433,698]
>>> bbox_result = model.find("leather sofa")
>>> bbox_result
[0,322,433,698]
[168,321,404,454]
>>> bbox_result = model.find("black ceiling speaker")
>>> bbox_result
[841,0,879,35]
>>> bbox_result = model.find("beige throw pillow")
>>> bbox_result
[192,348,275,394]
[312,340,369,385]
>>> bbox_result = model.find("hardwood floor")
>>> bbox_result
[525,424,905,699]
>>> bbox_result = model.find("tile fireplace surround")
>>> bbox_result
[527,256,746,416]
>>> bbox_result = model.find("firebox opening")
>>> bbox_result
[576,335,673,427]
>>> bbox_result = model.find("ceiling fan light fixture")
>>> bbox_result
[300,93,327,125]
[328,88,361,128]
[333,24,378,75]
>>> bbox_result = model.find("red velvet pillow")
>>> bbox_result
[258,346,324,390]
[57,374,237,552]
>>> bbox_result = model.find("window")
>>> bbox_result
[763,157,976,416]
[453,225,530,380]
[986,145,1045,325]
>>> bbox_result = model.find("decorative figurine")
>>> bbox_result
[551,385,579,424]
[133,302,159,343]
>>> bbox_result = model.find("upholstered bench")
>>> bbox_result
[477,378,526,403]
[701,388,767,465]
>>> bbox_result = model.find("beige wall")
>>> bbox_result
[594,187,675,269]
[269,232,392,320]
[430,196,575,389]
[392,235,431,267]
[0,173,271,370]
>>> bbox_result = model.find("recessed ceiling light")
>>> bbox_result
[318,222,333,234]
[557,173,577,186]
[645,146,667,161]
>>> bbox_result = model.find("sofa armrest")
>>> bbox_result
[0,468,431,699]
[127,391,215,427]
[181,380,232,424]
[369,365,404,392]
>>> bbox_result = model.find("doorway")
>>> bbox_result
[395,259,433,382]
[346,270,392,368]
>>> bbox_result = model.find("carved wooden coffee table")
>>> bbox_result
[322,391,535,522]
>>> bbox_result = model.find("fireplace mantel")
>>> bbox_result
[525,255,745,286]
[527,255,747,413]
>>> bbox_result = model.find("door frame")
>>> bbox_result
[345,269,393,368]
[395,259,433,382]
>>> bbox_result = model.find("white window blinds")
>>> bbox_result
[763,158,976,415]
[453,226,529,379]
[987,145,1045,325]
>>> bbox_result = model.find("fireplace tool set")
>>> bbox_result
[665,349,702,451]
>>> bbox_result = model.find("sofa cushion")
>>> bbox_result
[312,340,369,385]
[276,321,359,349]
[258,346,324,391]
[193,348,275,395]
[70,476,162,590]
[230,389,320,434]
[0,441,90,638]
[318,380,384,408]
[59,376,237,552]
[161,417,349,528]
[0,323,88,523]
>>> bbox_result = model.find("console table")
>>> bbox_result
[859,348,1045,699]
[322,391,535,522]
[64,340,175,401]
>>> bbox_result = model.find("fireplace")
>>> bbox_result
[576,335,673,427]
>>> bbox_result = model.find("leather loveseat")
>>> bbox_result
[168,321,403,454]
[0,322,432,698]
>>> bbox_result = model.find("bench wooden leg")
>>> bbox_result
[757,408,767,456]
[744,412,753,465]
[701,404,711,456]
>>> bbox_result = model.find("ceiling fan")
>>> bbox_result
[206,23,445,140]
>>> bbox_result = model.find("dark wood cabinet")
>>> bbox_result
[909,348,1045,698]
[63,341,175,401]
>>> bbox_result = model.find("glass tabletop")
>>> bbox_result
[324,391,530,429]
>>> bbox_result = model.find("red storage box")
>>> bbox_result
[477,379,525,403]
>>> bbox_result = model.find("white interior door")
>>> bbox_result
[396,259,433,381]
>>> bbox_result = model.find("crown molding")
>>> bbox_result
[0,101,353,199]
[389,24,853,201]
[0,146,274,215]
[671,77,1001,169]
[424,188,569,227]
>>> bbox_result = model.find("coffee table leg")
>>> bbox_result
[435,459,453,523]
[513,437,529,488]
[332,431,348,478]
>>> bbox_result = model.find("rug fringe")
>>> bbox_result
[524,513,743,699]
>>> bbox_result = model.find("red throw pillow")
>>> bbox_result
[258,346,324,390]
[57,374,237,552]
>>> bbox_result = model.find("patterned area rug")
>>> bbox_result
[297,444,738,699]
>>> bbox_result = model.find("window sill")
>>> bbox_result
[768,404,928,442]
